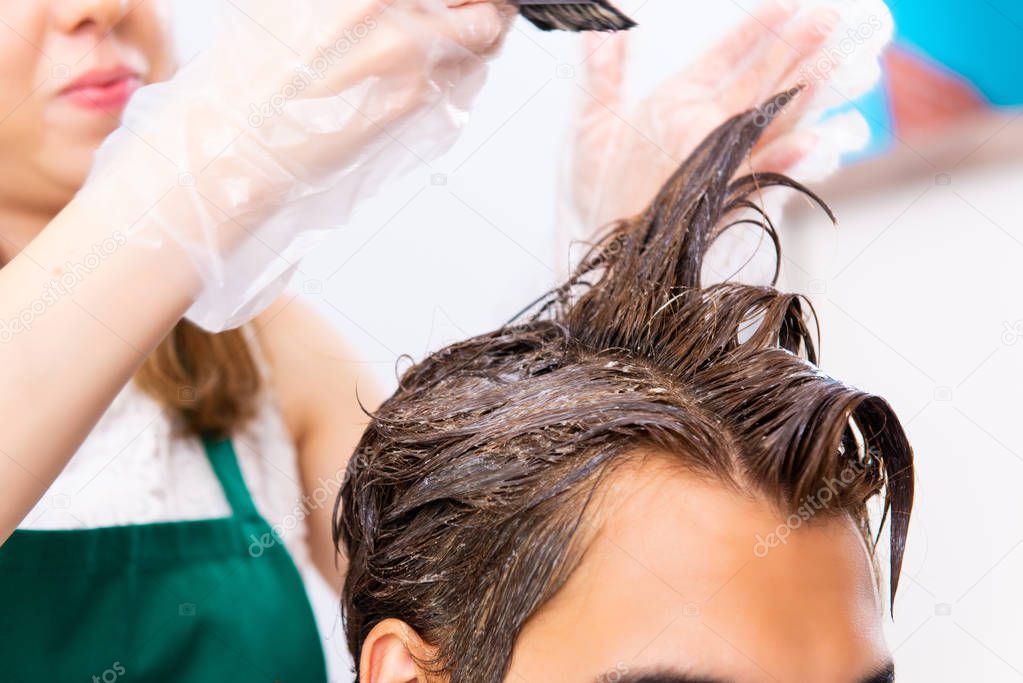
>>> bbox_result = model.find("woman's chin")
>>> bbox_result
[33,141,98,204]
[45,96,126,147]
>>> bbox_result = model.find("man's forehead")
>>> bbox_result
[512,454,887,681]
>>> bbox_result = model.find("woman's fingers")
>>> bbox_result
[441,0,515,55]
[734,6,839,106]
[769,7,843,90]
[581,32,628,119]
[750,128,817,174]
[572,32,630,224]
[689,0,802,78]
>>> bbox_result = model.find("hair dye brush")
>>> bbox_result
[518,0,636,32]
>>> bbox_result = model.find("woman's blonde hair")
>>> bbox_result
[135,322,261,437]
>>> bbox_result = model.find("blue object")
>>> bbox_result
[891,0,1023,108]
[842,0,1023,160]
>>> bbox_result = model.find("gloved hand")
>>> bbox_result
[79,0,515,331]
[562,0,891,243]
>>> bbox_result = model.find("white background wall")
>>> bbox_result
[172,1,1023,680]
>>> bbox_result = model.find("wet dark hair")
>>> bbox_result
[335,92,914,682]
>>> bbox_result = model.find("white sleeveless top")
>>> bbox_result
[19,339,314,574]
[18,335,355,680]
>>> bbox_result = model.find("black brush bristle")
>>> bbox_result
[519,1,637,32]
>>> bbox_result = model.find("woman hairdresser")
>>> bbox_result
[0,0,513,680]
[0,0,862,679]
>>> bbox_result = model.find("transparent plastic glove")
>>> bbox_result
[78,0,514,331]
[561,0,892,247]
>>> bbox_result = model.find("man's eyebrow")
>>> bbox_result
[862,661,896,683]
[608,672,728,683]
[600,661,895,683]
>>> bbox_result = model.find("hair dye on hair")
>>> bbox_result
[336,91,915,683]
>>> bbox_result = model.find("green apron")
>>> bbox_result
[0,435,328,683]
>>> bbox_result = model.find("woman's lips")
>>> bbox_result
[59,67,142,113]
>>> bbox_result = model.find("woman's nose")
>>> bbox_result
[53,0,125,34]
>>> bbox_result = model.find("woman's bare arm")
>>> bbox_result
[0,194,201,543]
[254,297,385,589]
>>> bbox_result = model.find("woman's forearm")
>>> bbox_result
[0,194,201,543]
[0,0,514,544]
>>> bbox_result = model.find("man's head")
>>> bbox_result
[335,94,914,683]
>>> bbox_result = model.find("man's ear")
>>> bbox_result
[359,618,438,683]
